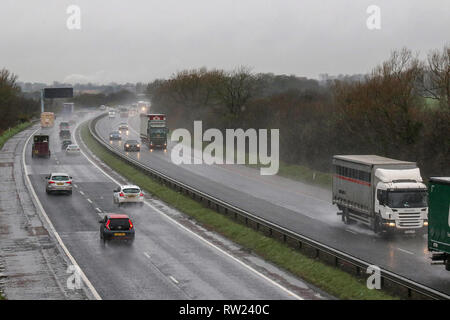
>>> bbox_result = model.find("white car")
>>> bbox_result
[46,173,73,195]
[113,185,144,207]
[108,111,116,118]
[65,144,80,154]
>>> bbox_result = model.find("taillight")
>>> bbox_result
[119,192,125,197]
[105,220,110,230]
[139,192,143,197]
[48,181,55,184]
[129,219,133,230]
[66,181,72,184]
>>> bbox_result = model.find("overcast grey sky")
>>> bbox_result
[1,0,448,84]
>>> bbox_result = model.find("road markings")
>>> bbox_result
[74,184,78,188]
[397,248,414,255]
[79,190,85,195]
[23,127,101,300]
[143,252,151,259]
[75,129,303,300]
[169,276,179,284]
[87,198,93,204]
[345,229,357,235]
[95,208,102,213]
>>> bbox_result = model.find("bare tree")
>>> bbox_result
[422,45,450,109]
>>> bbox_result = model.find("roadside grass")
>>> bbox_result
[0,121,33,150]
[81,123,397,300]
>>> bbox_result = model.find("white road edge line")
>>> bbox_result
[23,127,102,300]
[75,122,303,300]
[397,248,414,255]
[169,276,179,284]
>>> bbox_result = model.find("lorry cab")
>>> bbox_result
[374,168,428,231]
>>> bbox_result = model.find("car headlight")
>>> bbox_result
[126,144,129,147]
[137,144,140,147]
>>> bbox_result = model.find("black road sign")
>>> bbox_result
[43,88,73,99]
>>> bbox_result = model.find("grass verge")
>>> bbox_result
[81,122,396,300]
[0,121,33,150]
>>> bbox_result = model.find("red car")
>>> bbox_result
[99,214,135,244]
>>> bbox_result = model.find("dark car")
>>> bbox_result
[59,121,70,129]
[59,129,71,139]
[124,140,140,152]
[61,139,73,150]
[99,214,135,244]
[109,131,121,141]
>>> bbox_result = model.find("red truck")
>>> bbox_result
[32,135,51,158]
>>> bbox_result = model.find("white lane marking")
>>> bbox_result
[75,128,303,300]
[95,208,102,213]
[23,128,101,300]
[169,276,179,284]
[87,198,93,204]
[74,184,78,188]
[345,229,357,235]
[143,252,151,259]
[397,248,414,255]
[79,190,85,196]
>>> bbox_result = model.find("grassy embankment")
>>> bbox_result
[81,122,396,300]
[0,121,33,150]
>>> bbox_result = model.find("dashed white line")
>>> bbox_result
[169,276,179,284]
[87,198,93,204]
[345,229,357,235]
[95,208,102,213]
[79,190,85,196]
[143,252,151,259]
[397,248,414,255]
[74,184,78,188]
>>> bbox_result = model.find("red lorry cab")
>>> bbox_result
[32,135,51,158]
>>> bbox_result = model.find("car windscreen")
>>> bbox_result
[150,128,166,135]
[51,175,69,181]
[111,131,119,135]
[126,140,138,144]
[123,188,140,194]
[109,218,130,230]
[387,190,427,208]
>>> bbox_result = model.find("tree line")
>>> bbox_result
[147,46,449,178]
[0,68,39,134]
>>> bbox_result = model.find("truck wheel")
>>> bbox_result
[342,209,354,225]
[373,215,384,234]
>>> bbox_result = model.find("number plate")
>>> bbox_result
[56,183,64,186]
[114,233,125,236]
[404,230,416,234]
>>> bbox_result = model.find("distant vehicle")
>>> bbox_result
[99,214,135,244]
[45,172,72,195]
[65,144,80,155]
[124,140,140,152]
[428,177,450,271]
[332,155,428,235]
[118,123,129,134]
[40,112,55,128]
[113,185,144,207]
[119,107,128,118]
[61,140,73,150]
[59,129,71,140]
[108,111,116,118]
[62,103,74,116]
[139,114,167,151]
[59,121,70,129]
[109,131,121,140]
[137,101,150,113]
[32,135,51,158]
[100,105,106,110]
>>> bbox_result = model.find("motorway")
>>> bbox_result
[23,113,318,300]
[95,113,450,295]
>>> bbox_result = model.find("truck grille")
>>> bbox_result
[397,213,422,228]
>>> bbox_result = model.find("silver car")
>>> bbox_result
[46,173,73,195]
[65,144,80,155]
[113,185,144,207]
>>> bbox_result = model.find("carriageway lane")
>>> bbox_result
[24,120,312,300]
[95,114,450,295]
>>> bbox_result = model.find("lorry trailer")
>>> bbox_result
[40,112,55,128]
[332,155,428,234]
[428,177,450,271]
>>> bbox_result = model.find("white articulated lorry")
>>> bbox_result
[332,155,428,235]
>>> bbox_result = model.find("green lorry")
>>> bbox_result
[428,177,450,271]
